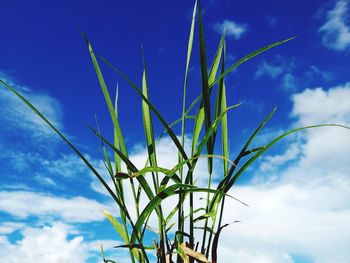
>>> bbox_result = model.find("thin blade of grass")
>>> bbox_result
[103,210,129,242]
[81,33,128,158]
[211,223,229,263]
[181,0,197,161]
[98,54,191,169]
[114,84,122,173]
[179,2,197,254]
[141,48,159,192]
[198,0,213,174]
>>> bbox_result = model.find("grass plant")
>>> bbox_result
[1,1,349,262]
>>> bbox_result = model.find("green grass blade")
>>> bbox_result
[211,223,229,263]
[103,210,129,242]
[208,33,225,86]
[114,84,122,173]
[141,48,159,192]
[98,55,191,170]
[198,0,213,174]
[179,2,197,251]
[181,0,197,156]
[81,33,128,159]
[203,38,226,255]
[191,108,205,155]
[191,105,240,165]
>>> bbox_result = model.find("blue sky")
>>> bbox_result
[1,0,350,262]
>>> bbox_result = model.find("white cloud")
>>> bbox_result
[255,61,285,79]
[214,20,247,39]
[319,0,350,51]
[260,144,300,172]
[0,191,111,223]
[291,83,350,126]
[0,222,117,263]
[0,222,24,234]
[215,83,350,262]
[0,73,63,140]
[44,154,88,178]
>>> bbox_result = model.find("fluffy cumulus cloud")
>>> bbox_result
[319,0,350,51]
[216,83,350,262]
[0,222,117,263]
[214,20,247,39]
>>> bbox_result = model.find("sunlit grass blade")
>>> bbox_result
[205,39,228,254]
[142,51,165,259]
[141,48,159,192]
[81,33,128,159]
[114,84,122,173]
[103,210,129,243]
[102,210,140,262]
[208,33,225,86]
[198,0,213,174]
[98,55,191,169]
[181,0,197,159]
[179,2,197,254]
[190,32,224,158]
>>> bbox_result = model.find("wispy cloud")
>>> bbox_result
[255,61,286,79]
[319,0,350,51]
[0,72,64,142]
[255,57,333,91]
[0,191,112,223]
[213,20,247,39]
[254,56,297,91]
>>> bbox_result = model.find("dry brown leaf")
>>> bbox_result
[179,242,211,263]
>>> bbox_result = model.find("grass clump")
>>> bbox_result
[1,1,349,262]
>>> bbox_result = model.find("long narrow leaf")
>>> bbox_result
[98,54,191,169]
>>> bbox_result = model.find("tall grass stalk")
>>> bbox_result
[1,1,349,262]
